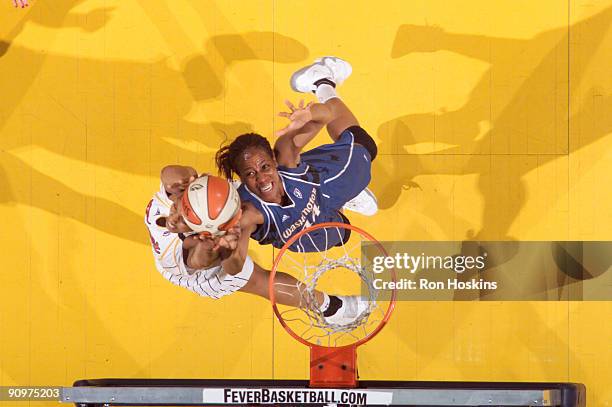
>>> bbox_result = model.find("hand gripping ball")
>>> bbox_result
[180,175,241,236]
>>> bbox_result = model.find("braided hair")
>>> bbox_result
[215,133,275,180]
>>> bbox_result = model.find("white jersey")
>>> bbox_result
[144,183,253,299]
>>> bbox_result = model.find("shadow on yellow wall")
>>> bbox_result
[0,1,307,383]
[374,5,611,240]
[0,2,308,246]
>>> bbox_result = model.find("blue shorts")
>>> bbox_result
[300,127,372,211]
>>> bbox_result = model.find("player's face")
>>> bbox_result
[237,147,283,204]
[166,198,192,234]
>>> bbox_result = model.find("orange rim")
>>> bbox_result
[269,222,397,349]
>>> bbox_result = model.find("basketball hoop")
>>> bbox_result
[269,222,397,388]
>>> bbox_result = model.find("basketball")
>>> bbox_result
[180,175,241,236]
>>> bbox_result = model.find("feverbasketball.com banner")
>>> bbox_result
[202,388,393,405]
[361,241,612,300]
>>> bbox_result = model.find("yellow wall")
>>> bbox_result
[1,0,610,405]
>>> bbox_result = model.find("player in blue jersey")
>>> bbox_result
[216,57,378,253]
[165,189,368,325]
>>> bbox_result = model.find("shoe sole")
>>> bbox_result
[290,56,351,93]
[343,188,378,216]
[289,62,322,93]
[363,187,378,205]
[319,56,352,85]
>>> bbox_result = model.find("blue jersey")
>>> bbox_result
[239,167,346,252]
[238,128,372,252]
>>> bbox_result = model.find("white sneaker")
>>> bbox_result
[343,188,378,216]
[316,56,352,87]
[290,62,334,93]
[324,296,370,326]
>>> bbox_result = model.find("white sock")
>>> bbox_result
[315,84,338,103]
[318,293,331,312]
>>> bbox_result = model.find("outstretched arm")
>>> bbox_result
[219,203,263,275]
[275,100,334,167]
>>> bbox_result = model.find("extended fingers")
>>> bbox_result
[284,99,296,112]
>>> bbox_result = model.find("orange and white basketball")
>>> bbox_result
[180,175,241,236]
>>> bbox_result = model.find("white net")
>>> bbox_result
[272,224,391,348]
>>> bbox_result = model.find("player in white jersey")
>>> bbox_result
[145,165,255,300]
[147,164,367,323]
[146,165,320,307]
